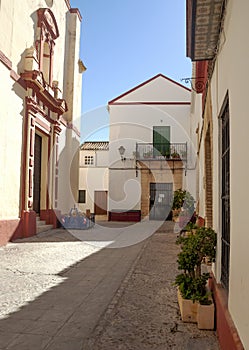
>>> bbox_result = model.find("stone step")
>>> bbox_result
[37,224,53,234]
[36,219,46,226]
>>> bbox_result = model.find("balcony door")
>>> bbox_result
[153,126,170,157]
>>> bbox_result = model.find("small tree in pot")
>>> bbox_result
[174,226,217,328]
[172,189,195,224]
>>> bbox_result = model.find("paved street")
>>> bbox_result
[0,221,219,349]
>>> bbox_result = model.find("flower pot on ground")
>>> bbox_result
[177,287,198,323]
[174,226,217,329]
[197,299,214,330]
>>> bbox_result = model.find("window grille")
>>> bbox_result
[84,156,94,165]
[221,97,230,291]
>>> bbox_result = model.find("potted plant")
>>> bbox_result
[143,150,153,159]
[163,151,171,159]
[171,151,181,159]
[174,226,217,329]
[181,221,198,237]
[172,189,195,223]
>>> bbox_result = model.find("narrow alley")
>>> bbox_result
[0,221,219,349]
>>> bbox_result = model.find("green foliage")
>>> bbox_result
[172,189,195,213]
[175,273,211,304]
[184,222,198,232]
[171,151,180,158]
[182,191,195,213]
[174,226,217,304]
[172,189,186,210]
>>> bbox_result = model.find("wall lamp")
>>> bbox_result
[180,77,205,93]
[118,145,126,161]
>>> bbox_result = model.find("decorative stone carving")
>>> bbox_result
[24,47,39,71]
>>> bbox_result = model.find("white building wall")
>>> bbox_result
[0,0,83,224]
[0,64,23,218]
[0,0,72,220]
[187,91,202,202]
[202,0,249,346]
[108,76,195,213]
[79,149,109,213]
[0,0,68,88]
[109,168,141,211]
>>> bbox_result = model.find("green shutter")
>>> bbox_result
[153,126,170,156]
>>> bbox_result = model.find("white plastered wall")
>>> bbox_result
[203,0,249,347]
[0,65,23,218]
[79,150,109,213]
[0,0,79,219]
[108,77,195,212]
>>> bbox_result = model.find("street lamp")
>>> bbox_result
[118,145,126,161]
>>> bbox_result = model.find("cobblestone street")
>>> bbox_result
[85,222,219,350]
[0,221,219,349]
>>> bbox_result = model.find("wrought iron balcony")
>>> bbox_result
[136,143,187,161]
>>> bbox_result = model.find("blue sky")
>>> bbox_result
[70,0,191,142]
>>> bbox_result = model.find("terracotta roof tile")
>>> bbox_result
[80,141,109,150]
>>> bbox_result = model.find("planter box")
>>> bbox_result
[177,288,214,329]
[197,302,214,330]
[177,288,198,323]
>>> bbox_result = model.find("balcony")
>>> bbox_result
[136,143,187,161]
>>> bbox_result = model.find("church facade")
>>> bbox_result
[0,0,85,245]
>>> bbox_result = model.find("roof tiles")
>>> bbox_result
[80,141,109,151]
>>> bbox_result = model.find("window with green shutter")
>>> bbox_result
[153,126,170,156]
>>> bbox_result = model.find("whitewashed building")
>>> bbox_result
[107,74,193,221]
[187,0,249,348]
[0,0,84,245]
[78,142,109,216]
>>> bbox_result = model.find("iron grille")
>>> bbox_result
[136,143,187,160]
[221,98,230,291]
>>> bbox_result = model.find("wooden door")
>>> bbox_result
[94,191,108,215]
[33,134,42,213]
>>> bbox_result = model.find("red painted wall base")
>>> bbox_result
[0,209,61,246]
[40,209,61,228]
[0,219,20,246]
[0,210,36,246]
[209,274,245,350]
[108,210,141,222]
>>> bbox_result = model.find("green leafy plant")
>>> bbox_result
[171,151,181,159]
[143,151,152,158]
[172,189,186,210]
[182,191,195,214]
[172,189,195,212]
[184,222,198,232]
[174,226,217,304]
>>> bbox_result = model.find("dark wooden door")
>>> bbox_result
[149,183,173,220]
[94,191,108,215]
[33,134,42,213]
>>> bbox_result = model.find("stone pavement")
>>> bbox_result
[0,221,219,349]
